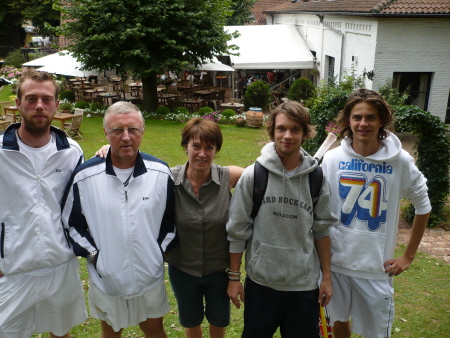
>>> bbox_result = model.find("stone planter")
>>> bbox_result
[236,116,246,127]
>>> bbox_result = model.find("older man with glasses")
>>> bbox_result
[62,101,177,338]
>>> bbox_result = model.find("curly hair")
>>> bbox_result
[336,89,393,140]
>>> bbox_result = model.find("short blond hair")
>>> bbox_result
[17,69,60,101]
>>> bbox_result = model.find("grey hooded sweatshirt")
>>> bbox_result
[226,142,337,291]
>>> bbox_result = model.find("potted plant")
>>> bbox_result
[243,80,271,110]
[287,78,315,102]
[59,101,73,114]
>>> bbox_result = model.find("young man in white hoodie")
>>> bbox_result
[226,101,336,337]
[321,89,431,338]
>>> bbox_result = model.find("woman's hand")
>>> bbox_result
[95,145,110,158]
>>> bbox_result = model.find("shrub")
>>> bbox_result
[287,78,315,102]
[156,106,170,116]
[243,80,271,110]
[221,109,236,120]
[202,111,221,123]
[4,50,26,68]
[378,80,410,106]
[59,101,73,111]
[135,104,145,112]
[174,107,189,115]
[394,105,450,227]
[59,90,75,102]
[74,101,90,109]
[90,102,104,111]
[198,106,213,115]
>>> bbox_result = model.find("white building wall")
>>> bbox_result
[374,18,450,121]
[272,13,450,121]
[273,14,378,88]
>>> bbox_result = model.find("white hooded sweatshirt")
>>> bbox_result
[322,132,431,280]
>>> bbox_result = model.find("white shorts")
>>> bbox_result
[328,272,395,338]
[89,280,170,332]
[0,258,87,338]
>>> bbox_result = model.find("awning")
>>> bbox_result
[224,25,314,70]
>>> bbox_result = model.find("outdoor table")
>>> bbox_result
[98,92,121,105]
[216,75,227,88]
[183,99,204,112]
[84,89,105,98]
[158,94,178,106]
[194,90,216,98]
[4,106,20,122]
[128,83,142,96]
[53,112,73,130]
[110,78,121,91]
[220,102,244,112]
[177,84,200,91]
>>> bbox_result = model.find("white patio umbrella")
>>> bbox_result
[196,58,234,72]
[23,51,99,77]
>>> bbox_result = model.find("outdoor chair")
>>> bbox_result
[65,109,84,128]
[0,101,12,120]
[229,98,242,103]
[0,120,11,133]
[88,97,103,104]
[76,89,87,101]
[217,90,226,104]
[168,100,184,112]
[5,113,15,124]
[64,114,83,139]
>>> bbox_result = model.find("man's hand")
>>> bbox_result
[228,280,245,308]
[384,256,413,277]
[318,278,332,306]
[0,271,4,278]
[95,145,109,158]
[384,212,430,277]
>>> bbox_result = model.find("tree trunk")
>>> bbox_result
[142,73,159,113]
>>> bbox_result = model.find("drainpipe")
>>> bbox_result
[316,15,345,82]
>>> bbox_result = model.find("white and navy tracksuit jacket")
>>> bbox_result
[61,150,177,297]
[0,123,83,276]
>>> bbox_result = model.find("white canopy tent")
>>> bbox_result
[23,51,99,77]
[196,58,234,72]
[224,25,314,70]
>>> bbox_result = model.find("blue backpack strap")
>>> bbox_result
[251,161,269,219]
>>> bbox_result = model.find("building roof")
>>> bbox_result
[265,0,450,15]
[252,0,287,25]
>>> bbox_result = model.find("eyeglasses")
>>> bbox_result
[105,127,144,136]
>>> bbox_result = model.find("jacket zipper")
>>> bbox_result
[1,222,5,258]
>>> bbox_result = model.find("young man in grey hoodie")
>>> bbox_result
[226,101,337,337]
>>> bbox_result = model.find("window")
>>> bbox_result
[446,92,450,124]
[325,56,335,85]
[393,72,432,111]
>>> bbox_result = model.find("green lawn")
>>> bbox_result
[1,82,447,337]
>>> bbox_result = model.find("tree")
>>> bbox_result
[58,0,239,112]
[0,0,60,48]
[227,0,256,26]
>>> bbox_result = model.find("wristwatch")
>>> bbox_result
[87,250,98,264]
